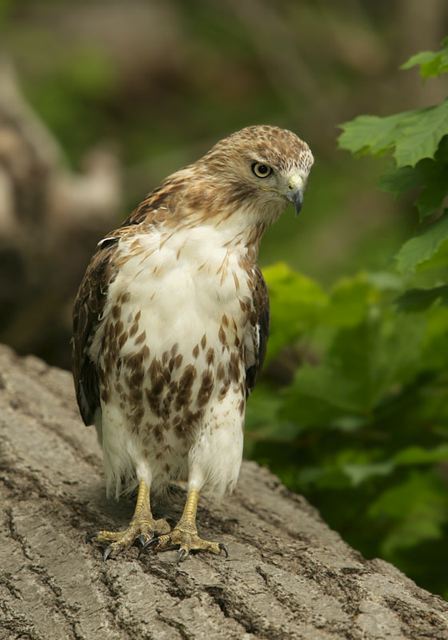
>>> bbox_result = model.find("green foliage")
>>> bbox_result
[401,37,448,78]
[339,38,448,170]
[247,266,448,596]
[396,285,448,312]
[338,102,448,168]
[395,213,448,274]
[262,263,327,359]
[247,39,448,598]
[380,137,448,221]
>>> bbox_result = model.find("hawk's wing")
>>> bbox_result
[72,236,119,425]
[245,267,270,395]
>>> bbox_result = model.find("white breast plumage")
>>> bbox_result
[92,222,253,498]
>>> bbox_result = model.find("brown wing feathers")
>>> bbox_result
[245,267,269,395]
[72,238,119,425]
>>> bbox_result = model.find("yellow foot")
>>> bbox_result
[93,517,170,560]
[144,526,228,563]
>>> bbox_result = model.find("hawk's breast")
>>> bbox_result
[90,224,255,460]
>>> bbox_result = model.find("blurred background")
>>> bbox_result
[1,0,448,597]
[1,0,446,366]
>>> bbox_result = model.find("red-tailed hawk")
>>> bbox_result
[73,125,313,561]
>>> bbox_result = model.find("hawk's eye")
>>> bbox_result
[251,162,272,178]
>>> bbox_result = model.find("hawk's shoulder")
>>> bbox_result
[246,266,270,394]
[122,174,187,226]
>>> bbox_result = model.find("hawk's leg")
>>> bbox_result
[93,480,170,559]
[145,488,228,562]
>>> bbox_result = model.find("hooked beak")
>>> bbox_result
[287,187,304,216]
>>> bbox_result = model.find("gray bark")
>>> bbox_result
[1,344,447,640]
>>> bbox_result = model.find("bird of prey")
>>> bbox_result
[73,125,313,561]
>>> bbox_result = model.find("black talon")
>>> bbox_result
[219,543,229,558]
[103,546,113,561]
[139,536,158,558]
[85,531,97,543]
[136,534,147,548]
[177,548,189,563]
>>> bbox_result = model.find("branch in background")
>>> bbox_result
[0,60,122,368]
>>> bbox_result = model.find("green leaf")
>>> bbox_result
[401,38,448,78]
[280,311,426,426]
[413,234,448,277]
[415,159,448,219]
[380,154,448,221]
[379,166,419,196]
[339,112,410,157]
[394,101,448,167]
[395,213,448,273]
[395,285,448,312]
[339,101,448,167]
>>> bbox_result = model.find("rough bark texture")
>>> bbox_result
[1,344,448,640]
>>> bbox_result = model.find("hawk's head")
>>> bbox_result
[145,125,314,236]
[196,125,314,223]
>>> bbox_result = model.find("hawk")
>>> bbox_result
[73,125,313,561]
